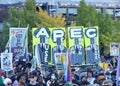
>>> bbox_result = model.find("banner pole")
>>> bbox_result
[113,56,116,68]
[6,71,8,78]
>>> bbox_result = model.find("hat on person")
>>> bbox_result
[3,78,12,85]
[102,79,113,85]
[30,70,37,76]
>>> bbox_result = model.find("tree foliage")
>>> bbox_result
[98,13,113,46]
[0,21,9,49]
[36,8,66,27]
[76,0,120,54]
[76,0,98,26]
[1,0,39,51]
[1,0,66,52]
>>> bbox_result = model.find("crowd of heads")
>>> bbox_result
[0,55,119,86]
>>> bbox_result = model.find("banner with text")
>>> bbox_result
[84,26,100,64]
[33,28,51,64]
[49,28,67,64]
[33,27,67,64]
[54,53,66,70]
[68,26,85,65]
[1,53,13,71]
[9,28,28,61]
[110,43,119,56]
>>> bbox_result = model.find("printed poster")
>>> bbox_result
[110,43,119,56]
[33,28,51,64]
[1,53,13,71]
[9,28,28,61]
[84,26,100,64]
[54,53,66,70]
[49,27,67,64]
[68,26,84,65]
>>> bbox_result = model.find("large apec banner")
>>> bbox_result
[49,28,67,64]
[32,27,67,64]
[33,26,100,65]
[84,26,100,64]
[33,28,51,64]
[9,28,28,61]
[68,26,85,65]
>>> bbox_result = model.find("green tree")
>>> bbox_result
[36,8,66,27]
[97,12,114,54]
[0,21,9,49]
[76,0,98,26]
[98,13,113,46]
[1,0,39,51]
[111,20,120,42]
[1,0,66,52]
[76,0,120,55]
[97,12,120,53]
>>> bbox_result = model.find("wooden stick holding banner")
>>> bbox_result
[26,24,29,61]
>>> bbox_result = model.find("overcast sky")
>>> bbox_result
[0,0,120,4]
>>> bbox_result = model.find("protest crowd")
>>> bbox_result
[0,53,119,86]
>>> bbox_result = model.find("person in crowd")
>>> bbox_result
[111,70,116,86]
[49,66,58,78]
[58,81,65,86]
[99,68,104,74]
[1,51,118,86]
[102,79,113,86]
[94,73,105,85]
[104,71,111,80]
[46,66,58,82]
[37,76,46,86]
[17,73,27,86]
[71,68,80,86]
[8,70,16,84]
[87,71,95,84]
[0,70,4,85]
[3,78,12,86]
[58,71,66,86]
[79,75,90,86]
[22,65,31,84]
[71,68,79,81]
[27,71,40,86]
[46,73,58,86]
[74,67,82,81]
[35,67,42,78]
[12,67,21,86]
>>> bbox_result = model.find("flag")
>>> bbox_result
[61,55,65,63]
[61,54,65,70]
[31,44,41,71]
[116,56,120,86]
[64,52,72,82]
[34,44,41,67]
[21,27,28,56]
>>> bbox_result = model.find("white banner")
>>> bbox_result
[54,53,66,70]
[110,43,120,56]
[1,53,13,71]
